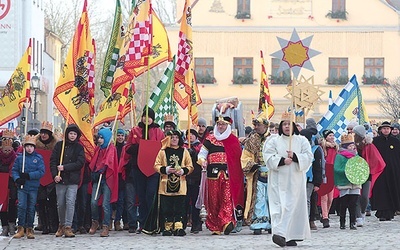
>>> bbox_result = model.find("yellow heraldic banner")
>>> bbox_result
[53,0,95,161]
[0,40,31,126]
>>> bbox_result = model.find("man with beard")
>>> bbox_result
[263,111,313,247]
[241,112,273,235]
[197,115,244,235]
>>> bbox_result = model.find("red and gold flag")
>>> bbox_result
[53,0,95,161]
[0,40,31,126]
[174,0,202,124]
[259,50,275,119]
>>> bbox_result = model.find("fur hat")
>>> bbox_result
[353,125,366,138]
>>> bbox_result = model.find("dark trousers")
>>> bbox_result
[133,167,159,227]
[339,194,359,225]
[160,195,186,229]
[185,183,200,229]
[72,183,89,230]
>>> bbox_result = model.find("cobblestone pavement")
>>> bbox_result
[1,214,399,250]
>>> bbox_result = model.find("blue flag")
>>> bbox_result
[317,75,369,142]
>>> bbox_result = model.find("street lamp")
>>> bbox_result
[30,73,40,120]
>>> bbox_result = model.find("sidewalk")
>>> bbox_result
[1,214,399,250]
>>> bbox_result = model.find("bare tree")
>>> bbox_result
[378,77,400,121]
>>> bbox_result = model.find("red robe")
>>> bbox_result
[89,144,119,203]
[362,144,386,198]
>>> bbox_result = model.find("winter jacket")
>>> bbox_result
[12,151,45,191]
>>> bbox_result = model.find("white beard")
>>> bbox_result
[213,125,232,141]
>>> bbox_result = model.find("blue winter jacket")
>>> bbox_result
[12,151,45,191]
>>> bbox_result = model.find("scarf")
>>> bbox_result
[0,150,17,168]
[338,148,357,158]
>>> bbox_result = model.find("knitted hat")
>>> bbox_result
[353,125,366,138]
[142,107,155,121]
[117,128,125,135]
[185,129,198,138]
[98,128,112,149]
[197,117,207,127]
[306,118,317,130]
[322,129,334,139]
[392,123,400,130]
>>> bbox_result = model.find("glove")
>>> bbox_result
[250,164,261,172]
[16,178,26,185]
[21,173,30,180]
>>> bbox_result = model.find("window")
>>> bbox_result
[195,58,215,84]
[270,58,291,84]
[328,58,348,85]
[326,0,347,20]
[332,0,346,12]
[236,0,251,19]
[233,57,253,84]
[363,58,386,84]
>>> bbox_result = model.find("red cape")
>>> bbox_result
[89,145,119,203]
[363,144,386,198]
[221,134,244,213]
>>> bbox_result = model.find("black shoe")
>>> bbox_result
[162,230,173,236]
[136,227,142,234]
[350,223,357,230]
[286,240,297,247]
[379,218,386,221]
[340,224,346,230]
[267,228,272,234]
[253,229,262,235]
[175,229,186,236]
[223,222,234,235]
[34,225,43,231]
[322,218,330,228]
[78,226,87,234]
[42,227,49,235]
[128,227,137,233]
[272,234,286,247]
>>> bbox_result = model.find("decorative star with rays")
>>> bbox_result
[270,29,320,79]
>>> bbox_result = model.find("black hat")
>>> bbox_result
[164,121,176,130]
[27,128,40,136]
[185,129,198,138]
[322,129,334,139]
[378,121,391,130]
[142,107,155,121]
[300,128,313,142]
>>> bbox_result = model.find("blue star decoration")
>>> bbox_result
[270,28,320,79]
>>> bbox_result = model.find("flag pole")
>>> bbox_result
[288,75,295,151]
[57,90,73,177]
[21,97,30,189]
[95,109,120,201]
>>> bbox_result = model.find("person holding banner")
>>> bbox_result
[0,137,17,236]
[262,111,313,247]
[50,124,85,238]
[88,128,118,237]
[12,135,45,239]
[124,107,165,233]
[35,121,60,234]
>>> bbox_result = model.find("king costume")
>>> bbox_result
[198,116,244,235]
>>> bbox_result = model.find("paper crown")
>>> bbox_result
[164,114,174,122]
[281,111,294,121]
[253,111,269,125]
[340,133,354,144]
[23,135,37,146]
[41,121,53,132]
[2,129,14,139]
[215,115,232,124]
[2,138,13,148]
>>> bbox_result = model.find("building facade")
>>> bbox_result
[167,0,400,126]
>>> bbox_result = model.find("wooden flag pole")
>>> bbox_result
[57,89,73,177]
[288,77,295,152]
[21,98,30,189]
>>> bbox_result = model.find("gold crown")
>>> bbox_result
[164,114,174,122]
[23,135,37,146]
[2,138,13,148]
[281,111,294,121]
[340,133,354,144]
[41,121,53,132]
[253,111,269,125]
[2,129,14,139]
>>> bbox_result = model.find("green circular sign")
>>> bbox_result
[345,156,370,185]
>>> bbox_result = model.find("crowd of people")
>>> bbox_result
[1,108,400,248]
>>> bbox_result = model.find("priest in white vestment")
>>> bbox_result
[262,111,313,247]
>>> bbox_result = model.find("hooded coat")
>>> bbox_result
[50,124,85,185]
